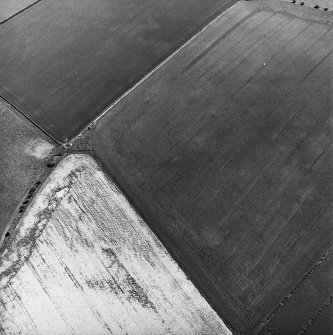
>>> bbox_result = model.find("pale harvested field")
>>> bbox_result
[0,154,230,335]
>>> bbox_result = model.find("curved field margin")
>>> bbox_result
[0,0,38,24]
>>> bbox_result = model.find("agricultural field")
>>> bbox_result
[0,0,332,334]
[93,1,333,333]
[0,0,237,141]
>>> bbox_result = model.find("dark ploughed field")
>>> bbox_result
[93,1,333,333]
[0,0,237,142]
